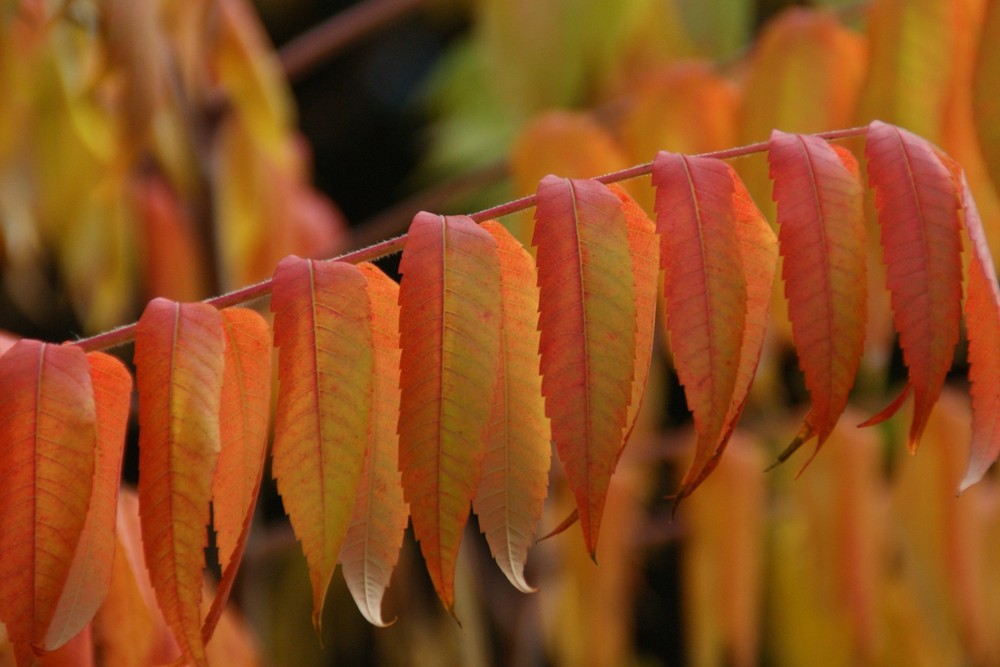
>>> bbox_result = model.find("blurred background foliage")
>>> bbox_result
[2,0,1000,665]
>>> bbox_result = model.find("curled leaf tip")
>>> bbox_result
[957,467,988,496]
[858,383,911,428]
[537,509,579,543]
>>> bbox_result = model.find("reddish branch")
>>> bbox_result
[279,0,425,80]
[73,126,867,353]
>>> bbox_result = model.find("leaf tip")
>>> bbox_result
[858,383,911,429]
[765,423,816,472]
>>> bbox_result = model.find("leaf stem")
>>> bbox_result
[72,125,867,352]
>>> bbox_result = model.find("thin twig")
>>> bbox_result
[279,0,425,81]
[72,126,868,353]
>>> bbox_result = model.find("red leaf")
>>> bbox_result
[398,213,502,611]
[653,154,747,494]
[674,168,778,496]
[957,173,1000,491]
[768,130,867,458]
[474,221,551,593]
[533,176,636,558]
[44,352,132,650]
[270,256,373,629]
[135,298,225,667]
[864,120,963,450]
[609,186,660,448]
[0,342,97,655]
[338,263,408,626]
[202,307,272,642]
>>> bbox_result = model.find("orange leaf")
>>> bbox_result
[134,298,225,667]
[510,111,630,196]
[740,8,865,139]
[201,307,272,642]
[132,171,209,303]
[768,130,867,457]
[736,8,866,232]
[270,256,373,629]
[858,0,954,140]
[684,169,779,494]
[957,173,1000,491]
[508,111,632,244]
[338,262,408,626]
[398,213,502,611]
[620,63,740,161]
[533,177,636,558]
[92,490,180,666]
[473,221,551,593]
[44,352,132,650]
[654,154,747,494]
[0,341,97,656]
[864,120,963,450]
[36,624,93,667]
[610,186,660,448]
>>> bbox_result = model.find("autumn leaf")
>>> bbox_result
[508,111,632,243]
[135,298,225,667]
[202,307,272,642]
[92,490,181,666]
[858,0,954,140]
[653,153,746,495]
[0,341,97,659]
[398,212,502,611]
[270,256,373,630]
[473,221,551,593]
[956,173,1000,491]
[44,352,132,651]
[610,186,660,448]
[682,168,778,493]
[768,130,867,462]
[620,63,740,165]
[338,263,408,626]
[533,176,636,558]
[864,120,963,450]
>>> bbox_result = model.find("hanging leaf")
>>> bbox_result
[610,186,660,447]
[338,262,408,627]
[736,8,866,232]
[44,352,132,650]
[533,176,636,558]
[508,111,632,243]
[398,212,502,611]
[957,173,1000,491]
[653,153,746,495]
[768,130,867,462]
[473,221,551,593]
[92,490,181,666]
[202,307,272,642]
[864,120,963,450]
[0,341,97,659]
[270,256,373,629]
[681,168,779,494]
[134,298,225,667]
